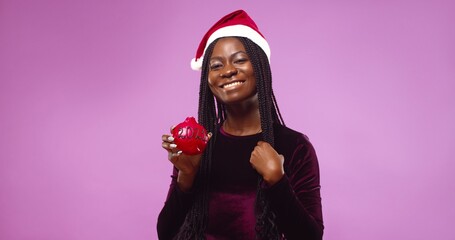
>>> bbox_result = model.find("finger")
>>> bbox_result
[170,125,176,132]
[249,157,259,173]
[250,149,258,161]
[162,142,179,152]
[257,141,272,149]
[162,142,172,151]
[253,144,261,152]
[162,134,175,143]
[207,132,213,141]
[168,150,183,161]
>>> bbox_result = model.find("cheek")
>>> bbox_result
[208,84,216,95]
[238,63,254,78]
[207,73,219,89]
[246,64,255,77]
[207,80,215,92]
[207,78,217,94]
[207,72,215,85]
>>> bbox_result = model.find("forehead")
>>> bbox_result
[211,37,246,58]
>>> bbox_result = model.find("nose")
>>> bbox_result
[220,64,238,78]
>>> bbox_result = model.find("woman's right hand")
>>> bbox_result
[161,129,211,192]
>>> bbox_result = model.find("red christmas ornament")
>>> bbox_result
[171,117,208,155]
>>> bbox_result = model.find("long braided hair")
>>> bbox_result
[176,37,285,240]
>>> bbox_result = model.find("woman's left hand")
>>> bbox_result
[250,141,285,186]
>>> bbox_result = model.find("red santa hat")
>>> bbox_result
[190,10,271,71]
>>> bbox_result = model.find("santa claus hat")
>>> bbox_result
[191,9,271,71]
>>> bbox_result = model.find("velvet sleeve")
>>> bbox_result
[156,167,194,240]
[263,135,324,240]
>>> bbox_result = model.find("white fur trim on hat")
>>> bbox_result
[191,57,203,71]
[190,25,271,71]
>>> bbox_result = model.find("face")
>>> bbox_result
[208,37,257,105]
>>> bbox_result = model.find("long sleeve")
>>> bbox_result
[157,167,194,240]
[264,129,324,240]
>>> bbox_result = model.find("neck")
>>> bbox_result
[222,94,262,136]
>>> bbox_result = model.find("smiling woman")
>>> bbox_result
[157,10,323,240]
[208,38,257,106]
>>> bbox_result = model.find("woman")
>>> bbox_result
[158,10,323,240]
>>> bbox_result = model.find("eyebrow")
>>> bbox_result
[210,51,247,61]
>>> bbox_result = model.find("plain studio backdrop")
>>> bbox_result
[1,0,454,239]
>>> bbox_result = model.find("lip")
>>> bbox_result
[220,80,246,88]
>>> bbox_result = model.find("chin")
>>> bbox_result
[218,93,258,106]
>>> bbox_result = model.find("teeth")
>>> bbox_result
[223,81,243,88]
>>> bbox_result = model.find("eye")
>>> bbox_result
[234,58,247,64]
[210,63,223,70]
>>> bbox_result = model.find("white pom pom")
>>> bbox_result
[191,58,203,71]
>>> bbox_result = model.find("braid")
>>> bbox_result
[175,37,285,239]
[238,37,283,240]
[175,39,220,240]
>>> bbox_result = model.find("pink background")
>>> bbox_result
[1,0,454,239]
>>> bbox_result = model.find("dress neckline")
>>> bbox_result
[219,125,262,139]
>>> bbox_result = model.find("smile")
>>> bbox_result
[222,81,245,89]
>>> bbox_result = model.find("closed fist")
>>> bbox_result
[250,141,285,186]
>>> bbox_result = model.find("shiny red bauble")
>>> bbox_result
[171,117,208,155]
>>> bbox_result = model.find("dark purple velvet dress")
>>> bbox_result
[157,124,324,239]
